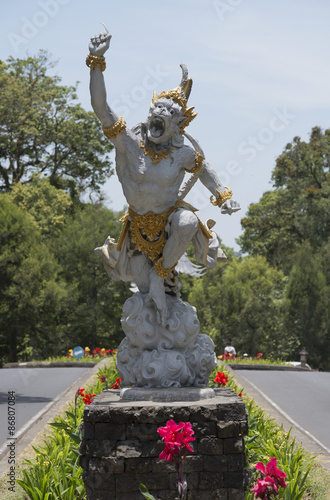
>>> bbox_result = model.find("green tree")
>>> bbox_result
[53,203,131,351]
[186,253,291,358]
[284,242,330,370]
[8,175,73,237]
[238,127,330,273]
[0,196,68,363]
[0,52,113,193]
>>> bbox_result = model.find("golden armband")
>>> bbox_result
[103,117,126,140]
[154,258,177,278]
[210,187,233,207]
[185,151,204,174]
[86,54,106,72]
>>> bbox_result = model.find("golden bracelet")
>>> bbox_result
[185,150,204,174]
[154,258,177,278]
[103,116,126,140]
[86,54,106,72]
[210,187,233,207]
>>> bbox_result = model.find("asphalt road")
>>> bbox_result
[0,366,91,453]
[235,370,330,452]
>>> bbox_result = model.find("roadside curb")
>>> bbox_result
[0,358,110,477]
[3,361,98,368]
[227,363,312,371]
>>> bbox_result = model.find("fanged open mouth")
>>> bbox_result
[149,116,165,138]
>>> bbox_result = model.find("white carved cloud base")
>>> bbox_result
[116,292,216,388]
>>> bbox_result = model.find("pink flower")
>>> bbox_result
[158,420,185,446]
[181,422,195,449]
[254,457,287,497]
[255,457,287,487]
[252,476,277,498]
[159,443,180,462]
[157,420,195,461]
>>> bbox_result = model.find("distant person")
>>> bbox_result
[224,341,236,358]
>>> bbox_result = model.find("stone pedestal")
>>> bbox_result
[79,388,249,500]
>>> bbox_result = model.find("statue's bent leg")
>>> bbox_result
[146,209,198,326]
[162,208,199,270]
[130,254,152,293]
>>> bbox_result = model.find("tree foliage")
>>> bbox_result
[235,127,330,368]
[284,242,330,370]
[0,52,113,193]
[0,178,130,364]
[0,196,68,362]
[8,175,73,237]
[185,254,291,358]
[238,127,330,273]
[53,203,131,352]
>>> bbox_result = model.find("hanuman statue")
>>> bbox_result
[89,26,240,389]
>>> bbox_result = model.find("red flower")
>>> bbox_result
[110,378,122,389]
[213,371,229,386]
[238,393,243,397]
[256,352,263,359]
[100,375,106,383]
[82,392,96,405]
[76,388,95,405]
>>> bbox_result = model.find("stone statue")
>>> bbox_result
[88,26,240,392]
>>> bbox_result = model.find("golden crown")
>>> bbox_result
[151,65,197,133]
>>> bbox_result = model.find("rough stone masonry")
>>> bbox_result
[79,388,249,500]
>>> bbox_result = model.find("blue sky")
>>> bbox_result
[1,0,329,249]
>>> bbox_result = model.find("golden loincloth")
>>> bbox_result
[116,201,213,264]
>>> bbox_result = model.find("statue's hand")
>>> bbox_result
[221,199,241,215]
[89,24,111,56]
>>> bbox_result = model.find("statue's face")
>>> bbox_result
[146,98,185,144]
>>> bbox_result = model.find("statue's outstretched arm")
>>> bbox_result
[181,135,240,216]
[199,161,241,215]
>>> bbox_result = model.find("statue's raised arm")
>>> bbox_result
[87,25,133,156]
[87,25,113,124]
